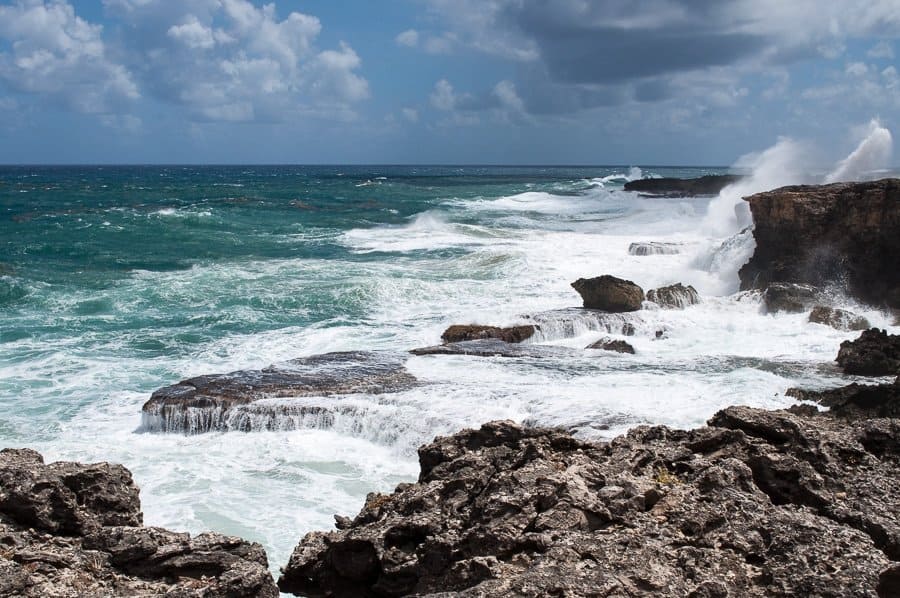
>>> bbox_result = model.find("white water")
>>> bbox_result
[8,123,898,583]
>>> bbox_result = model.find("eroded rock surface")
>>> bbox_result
[571,275,644,312]
[279,405,899,597]
[441,325,536,344]
[410,340,570,359]
[740,179,900,308]
[763,282,820,313]
[624,175,742,197]
[837,328,900,376]
[647,283,700,309]
[628,242,681,256]
[586,338,636,354]
[142,351,416,433]
[0,448,278,597]
[809,305,870,331]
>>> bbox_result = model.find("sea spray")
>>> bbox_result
[824,119,894,183]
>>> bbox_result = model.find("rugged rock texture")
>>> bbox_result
[410,340,571,359]
[142,351,416,433]
[627,242,681,256]
[571,275,644,312]
[647,283,701,309]
[586,338,636,354]
[763,282,820,313]
[441,325,536,344]
[624,175,743,197]
[837,328,900,376]
[0,448,278,597]
[787,378,900,420]
[740,179,900,308]
[809,305,870,331]
[279,404,899,597]
[522,308,641,339]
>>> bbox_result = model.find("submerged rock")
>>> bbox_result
[624,174,743,197]
[142,351,416,434]
[836,328,900,376]
[763,282,820,313]
[571,275,644,312]
[740,179,900,308]
[410,339,570,359]
[0,449,278,597]
[809,305,870,331]
[522,308,642,340]
[586,338,636,354]
[647,283,700,309]
[279,403,899,597]
[628,242,681,256]
[441,324,536,344]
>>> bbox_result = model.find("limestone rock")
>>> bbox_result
[647,283,701,309]
[441,325,536,344]
[586,338,636,353]
[809,305,870,331]
[571,275,644,312]
[763,282,820,313]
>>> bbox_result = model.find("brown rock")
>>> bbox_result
[571,275,644,312]
[647,283,701,309]
[836,328,900,376]
[624,175,743,197]
[809,305,870,331]
[763,282,820,313]
[440,324,536,344]
[586,338,636,353]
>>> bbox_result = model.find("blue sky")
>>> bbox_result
[0,0,898,165]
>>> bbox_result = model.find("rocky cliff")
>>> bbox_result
[739,179,900,308]
[278,388,900,597]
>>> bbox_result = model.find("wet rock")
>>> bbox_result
[763,282,820,313]
[142,351,416,434]
[441,324,536,344]
[740,179,900,308]
[410,340,570,359]
[0,449,278,597]
[628,242,682,256]
[836,328,900,376]
[786,380,900,420]
[571,275,644,312]
[522,308,642,340]
[279,404,900,597]
[809,305,870,331]
[586,338,636,354]
[624,175,743,197]
[647,283,701,309]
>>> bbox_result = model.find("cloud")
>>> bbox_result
[0,0,138,113]
[103,0,368,122]
[430,79,457,111]
[401,107,419,122]
[868,40,895,59]
[395,29,419,47]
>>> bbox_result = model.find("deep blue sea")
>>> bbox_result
[1,164,893,575]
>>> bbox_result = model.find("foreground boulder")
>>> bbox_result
[740,179,900,308]
[809,305,870,331]
[763,282,820,313]
[647,283,700,309]
[142,351,416,433]
[571,275,644,312]
[586,338,636,354]
[0,448,278,597]
[278,405,899,596]
[837,328,900,376]
[624,175,742,197]
[441,324,536,344]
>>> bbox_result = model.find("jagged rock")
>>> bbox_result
[836,328,900,376]
[624,175,743,197]
[0,449,278,597]
[142,351,416,433]
[809,305,870,331]
[571,275,644,312]
[763,282,820,313]
[647,283,701,309]
[279,405,899,597]
[628,242,681,256]
[586,338,636,354]
[441,325,536,344]
[740,179,900,308]
[410,340,570,359]
[786,379,900,420]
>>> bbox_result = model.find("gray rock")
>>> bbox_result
[763,282,820,313]
[836,328,900,376]
[647,283,701,309]
[571,275,644,312]
[279,405,899,596]
[628,242,682,256]
[809,305,870,331]
[0,449,278,597]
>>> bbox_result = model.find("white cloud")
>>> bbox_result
[868,41,895,60]
[167,16,215,49]
[430,79,457,111]
[0,0,138,113]
[423,32,457,55]
[395,29,419,47]
[845,62,870,77]
[401,107,419,122]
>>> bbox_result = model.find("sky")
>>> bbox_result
[0,0,898,165]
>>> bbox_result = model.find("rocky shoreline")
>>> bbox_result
[3,178,900,596]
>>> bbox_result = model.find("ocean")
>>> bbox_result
[1,162,896,575]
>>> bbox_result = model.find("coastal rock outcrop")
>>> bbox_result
[787,378,900,420]
[809,305,870,331]
[647,283,700,309]
[763,282,820,313]
[586,338,636,354]
[624,175,742,197]
[571,275,644,312]
[441,325,536,344]
[410,340,570,359]
[0,448,278,597]
[740,179,900,308]
[278,403,899,597]
[836,328,900,376]
[142,351,416,433]
[628,242,681,256]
